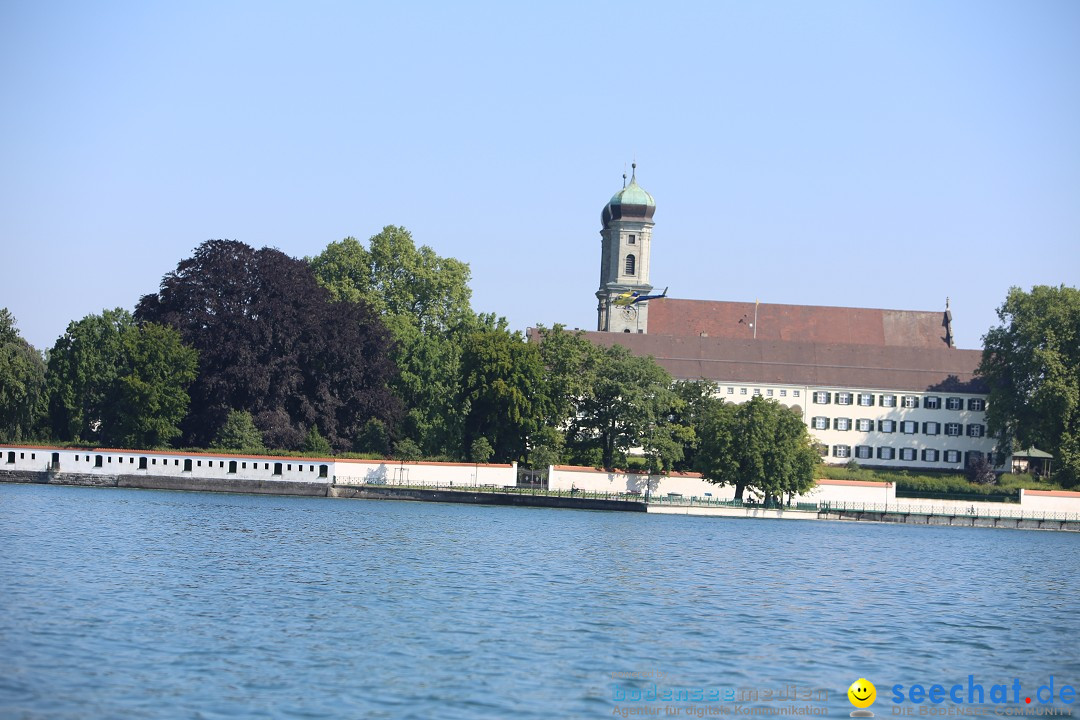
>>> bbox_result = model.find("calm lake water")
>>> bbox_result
[1,484,1077,719]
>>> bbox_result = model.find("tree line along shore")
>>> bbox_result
[2,227,1077,502]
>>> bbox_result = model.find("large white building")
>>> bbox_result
[586,170,995,470]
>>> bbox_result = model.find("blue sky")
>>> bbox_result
[2,0,1078,353]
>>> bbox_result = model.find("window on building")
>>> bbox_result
[857,393,874,407]
[965,451,986,467]
[833,445,851,458]
[944,450,962,464]
[813,391,831,404]
[921,449,940,462]
[879,419,896,433]
[793,390,801,397]
[624,254,636,275]
[834,418,851,431]
[835,392,852,405]
[945,423,962,437]
[779,389,787,397]
[968,398,986,412]
[813,443,828,456]
[727,387,734,394]
[946,397,963,411]
[753,388,761,396]
[924,396,941,410]
[900,421,918,434]
[880,395,896,408]
[627,234,636,244]
[877,447,896,460]
[901,395,919,409]
[923,422,940,435]
[740,388,747,395]
[855,446,873,460]
[899,448,917,461]
[967,424,985,438]
[766,389,773,397]
[812,416,829,430]
[855,418,873,432]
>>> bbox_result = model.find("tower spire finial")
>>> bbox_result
[631,161,637,183]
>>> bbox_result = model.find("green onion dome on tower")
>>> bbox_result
[601,163,655,229]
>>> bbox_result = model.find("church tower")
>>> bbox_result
[596,164,655,333]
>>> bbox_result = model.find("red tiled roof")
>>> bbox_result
[581,331,985,393]
[647,298,953,349]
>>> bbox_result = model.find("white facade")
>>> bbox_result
[0,445,518,486]
[705,381,995,470]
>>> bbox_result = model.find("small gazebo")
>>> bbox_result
[1010,447,1054,477]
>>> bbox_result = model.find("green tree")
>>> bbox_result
[569,344,677,470]
[309,227,478,457]
[979,285,1080,487]
[697,396,818,505]
[211,410,266,452]
[47,308,134,442]
[303,425,332,455]
[46,309,197,447]
[534,324,600,428]
[458,329,546,462]
[100,322,198,448]
[0,309,47,441]
[529,443,560,473]
[667,380,722,471]
[470,437,494,464]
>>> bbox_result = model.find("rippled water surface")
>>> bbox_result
[1,484,1078,719]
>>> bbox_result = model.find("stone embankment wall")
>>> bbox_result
[547,465,898,505]
[3,443,1080,522]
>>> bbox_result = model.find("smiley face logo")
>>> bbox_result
[848,678,877,709]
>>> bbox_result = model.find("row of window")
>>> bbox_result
[818,445,985,464]
[811,418,986,437]
[65,453,328,477]
[726,387,801,398]
[812,392,985,411]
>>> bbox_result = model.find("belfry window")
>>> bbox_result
[628,234,636,245]
[624,254,636,275]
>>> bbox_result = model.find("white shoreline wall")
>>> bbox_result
[1019,489,1080,513]
[547,465,731,498]
[4,444,1079,515]
[0,445,517,486]
[333,459,516,487]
